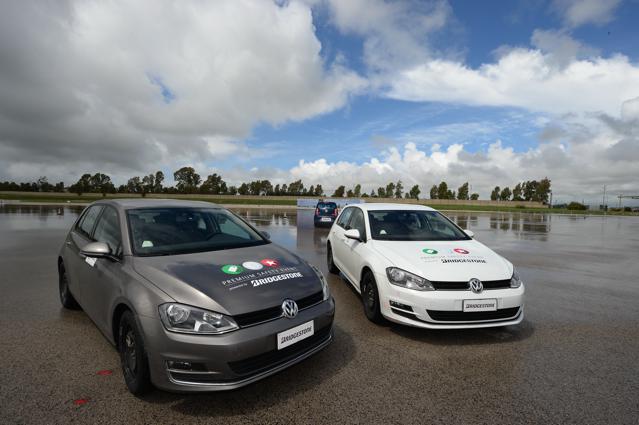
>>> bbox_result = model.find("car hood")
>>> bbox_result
[370,239,513,282]
[132,243,322,316]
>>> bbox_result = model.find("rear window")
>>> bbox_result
[317,202,337,210]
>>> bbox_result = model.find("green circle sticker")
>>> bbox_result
[422,248,438,255]
[221,264,243,275]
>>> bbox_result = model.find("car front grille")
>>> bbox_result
[426,307,520,322]
[233,290,324,328]
[228,325,332,376]
[431,279,511,290]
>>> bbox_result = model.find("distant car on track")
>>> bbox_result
[313,201,339,227]
[326,203,524,329]
[58,199,333,394]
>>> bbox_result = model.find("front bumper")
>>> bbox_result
[138,297,335,392]
[376,272,524,329]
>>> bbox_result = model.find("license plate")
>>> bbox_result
[320,217,332,222]
[277,321,314,350]
[463,299,497,312]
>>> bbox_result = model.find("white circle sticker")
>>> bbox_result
[242,261,263,270]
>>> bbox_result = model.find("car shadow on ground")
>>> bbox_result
[140,325,355,417]
[388,318,535,346]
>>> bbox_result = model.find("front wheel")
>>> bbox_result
[118,311,152,395]
[327,243,340,274]
[361,271,385,324]
[59,263,80,310]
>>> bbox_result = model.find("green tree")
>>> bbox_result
[370,189,376,197]
[227,186,238,195]
[470,193,479,200]
[308,185,315,196]
[238,183,249,195]
[71,174,92,196]
[512,183,523,201]
[346,188,354,197]
[430,185,438,199]
[314,184,324,196]
[490,186,501,201]
[126,176,142,194]
[437,182,449,200]
[154,171,164,193]
[457,182,469,200]
[500,187,512,201]
[353,184,362,197]
[173,167,201,193]
[537,177,552,203]
[394,180,403,198]
[141,174,155,196]
[408,184,420,199]
[200,173,227,194]
[332,185,345,197]
[385,182,396,198]
[377,187,386,198]
[288,180,304,195]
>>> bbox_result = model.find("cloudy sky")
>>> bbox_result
[1,0,638,202]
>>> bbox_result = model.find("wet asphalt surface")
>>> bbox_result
[1,205,638,424]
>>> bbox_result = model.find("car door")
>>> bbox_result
[64,205,103,306]
[82,205,126,335]
[330,206,354,271]
[340,208,369,285]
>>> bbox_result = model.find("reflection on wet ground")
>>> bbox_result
[1,205,638,424]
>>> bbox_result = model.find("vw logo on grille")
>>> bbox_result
[281,299,298,319]
[469,278,483,293]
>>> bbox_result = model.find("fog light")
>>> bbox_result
[389,300,413,311]
[167,361,192,370]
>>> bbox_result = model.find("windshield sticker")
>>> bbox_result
[221,264,244,275]
[242,261,263,271]
[422,248,438,255]
[453,248,470,254]
[260,258,280,267]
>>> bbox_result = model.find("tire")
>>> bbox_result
[361,271,385,324]
[327,243,340,274]
[59,263,81,310]
[118,311,152,395]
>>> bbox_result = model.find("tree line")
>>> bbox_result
[0,168,551,203]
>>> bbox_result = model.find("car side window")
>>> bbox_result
[93,206,122,255]
[336,207,354,229]
[348,208,366,239]
[76,206,103,239]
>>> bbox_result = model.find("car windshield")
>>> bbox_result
[367,210,470,241]
[127,207,268,256]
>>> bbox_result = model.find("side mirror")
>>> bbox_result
[344,229,362,241]
[80,241,111,258]
[260,230,271,240]
[464,229,475,238]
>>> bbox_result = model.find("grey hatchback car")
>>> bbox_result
[58,199,334,394]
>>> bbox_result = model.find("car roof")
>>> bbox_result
[90,198,220,210]
[348,203,436,212]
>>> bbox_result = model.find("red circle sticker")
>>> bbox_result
[260,258,280,267]
[453,248,470,254]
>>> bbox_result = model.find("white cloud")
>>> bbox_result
[551,0,621,28]
[386,49,639,116]
[0,0,366,181]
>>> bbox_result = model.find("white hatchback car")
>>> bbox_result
[327,204,524,329]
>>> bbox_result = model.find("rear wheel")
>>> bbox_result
[118,311,152,395]
[58,263,80,310]
[327,243,339,274]
[361,271,385,324]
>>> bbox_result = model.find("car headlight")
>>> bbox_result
[158,303,239,334]
[510,268,522,288]
[386,267,434,291]
[310,264,331,301]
